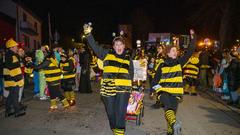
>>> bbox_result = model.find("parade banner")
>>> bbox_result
[133,59,147,81]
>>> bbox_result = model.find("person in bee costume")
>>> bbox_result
[150,44,165,109]
[4,38,26,117]
[79,44,92,93]
[34,51,69,111]
[151,29,196,135]
[83,23,134,135]
[59,53,76,106]
[183,51,201,95]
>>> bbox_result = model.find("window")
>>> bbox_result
[23,34,29,48]
[23,12,27,21]
[34,22,38,33]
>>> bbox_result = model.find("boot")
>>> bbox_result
[69,91,76,106]
[190,86,197,96]
[184,84,190,94]
[64,91,70,101]
[61,98,70,108]
[49,99,58,111]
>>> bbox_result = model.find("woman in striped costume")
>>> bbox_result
[83,24,133,135]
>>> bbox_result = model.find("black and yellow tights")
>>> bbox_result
[160,92,179,135]
[101,93,130,135]
[165,109,176,134]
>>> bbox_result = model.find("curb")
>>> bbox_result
[201,90,240,114]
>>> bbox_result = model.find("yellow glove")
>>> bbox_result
[83,22,93,35]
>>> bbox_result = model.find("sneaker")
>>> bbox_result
[173,120,182,135]
[40,96,47,100]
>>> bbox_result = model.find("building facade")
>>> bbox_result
[0,0,42,51]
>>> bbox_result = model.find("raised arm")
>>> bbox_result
[83,23,108,60]
[178,29,196,67]
[85,34,108,60]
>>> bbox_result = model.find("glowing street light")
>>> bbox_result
[198,42,204,46]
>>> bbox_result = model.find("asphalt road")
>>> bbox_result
[0,83,240,135]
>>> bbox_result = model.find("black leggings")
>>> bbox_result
[61,78,75,92]
[101,92,130,130]
[48,84,64,101]
[6,87,20,113]
[160,92,179,112]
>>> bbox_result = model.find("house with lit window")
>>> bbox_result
[0,0,42,51]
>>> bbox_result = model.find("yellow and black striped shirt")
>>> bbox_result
[3,50,24,90]
[100,52,132,96]
[183,56,200,79]
[155,62,184,94]
[36,57,62,85]
[60,58,75,80]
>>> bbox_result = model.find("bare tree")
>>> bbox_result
[185,0,239,49]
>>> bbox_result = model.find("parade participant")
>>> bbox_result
[150,44,165,109]
[4,38,26,117]
[90,50,98,72]
[17,48,25,102]
[79,44,92,93]
[59,53,76,106]
[151,29,196,135]
[147,57,156,88]
[17,48,28,111]
[183,51,201,95]
[199,49,211,90]
[33,51,69,111]
[83,23,133,135]
[73,51,81,91]
[35,50,47,100]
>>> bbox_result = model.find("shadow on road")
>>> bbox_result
[198,105,240,128]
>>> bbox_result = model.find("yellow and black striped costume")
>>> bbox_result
[60,56,76,105]
[36,56,69,109]
[90,55,98,68]
[43,58,62,85]
[152,58,164,78]
[183,56,200,80]
[3,51,24,90]
[155,61,184,95]
[100,52,132,96]
[60,58,75,80]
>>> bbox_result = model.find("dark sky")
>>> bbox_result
[20,0,231,45]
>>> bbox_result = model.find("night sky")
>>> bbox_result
[20,0,240,46]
